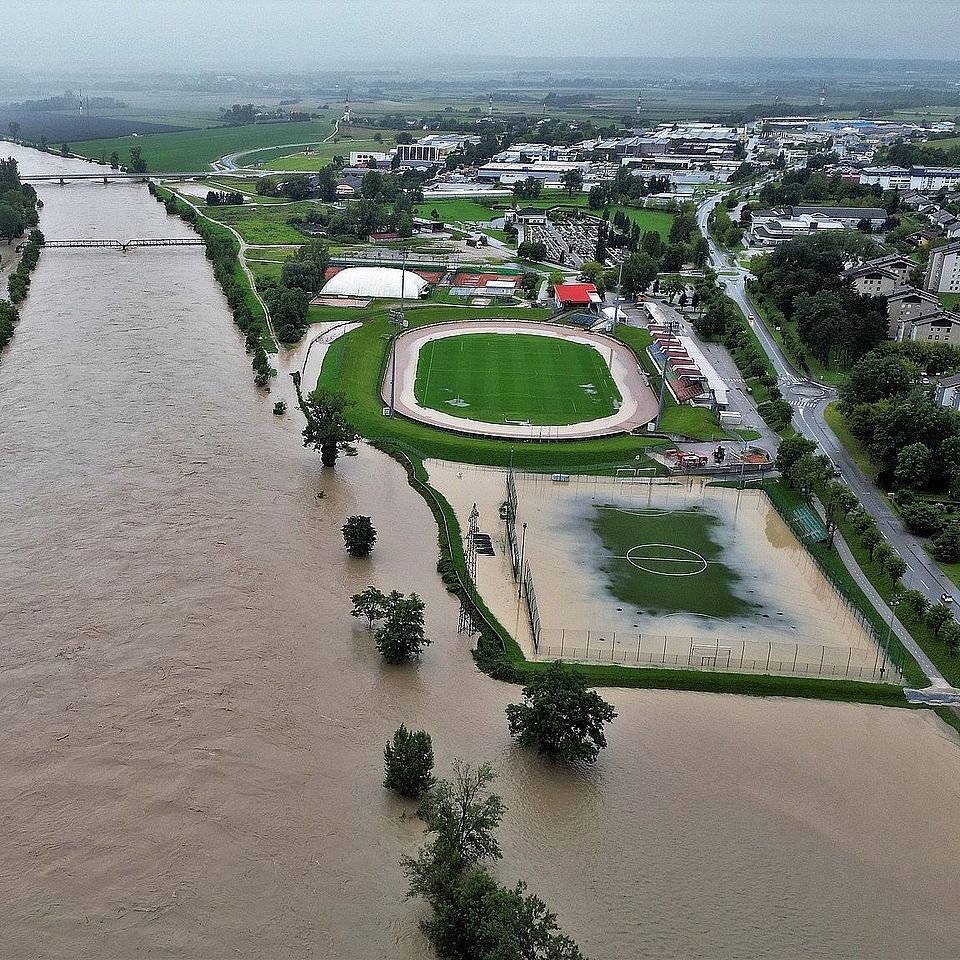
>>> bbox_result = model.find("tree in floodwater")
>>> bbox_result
[342,515,377,557]
[383,725,434,799]
[292,372,355,467]
[506,660,617,764]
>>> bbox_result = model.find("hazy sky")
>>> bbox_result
[3,0,958,71]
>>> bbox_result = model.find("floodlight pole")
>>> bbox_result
[518,522,528,600]
[654,347,668,432]
[612,260,624,334]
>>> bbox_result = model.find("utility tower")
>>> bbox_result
[458,504,480,635]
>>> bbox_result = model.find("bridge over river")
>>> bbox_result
[34,238,206,252]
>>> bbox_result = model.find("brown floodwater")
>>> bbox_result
[3,145,960,959]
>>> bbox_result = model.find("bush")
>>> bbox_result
[383,725,434,799]
[272,400,286,416]
[931,525,960,563]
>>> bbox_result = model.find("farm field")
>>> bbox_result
[414,332,622,426]
[70,118,334,172]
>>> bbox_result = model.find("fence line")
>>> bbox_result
[536,629,893,682]
[760,484,898,672]
[523,560,542,652]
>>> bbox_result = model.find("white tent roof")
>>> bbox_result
[322,266,429,299]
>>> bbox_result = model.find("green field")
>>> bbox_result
[71,119,334,172]
[414,332,621,426]
[591,504,752,617]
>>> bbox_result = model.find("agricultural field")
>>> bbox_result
[413,198,505,223]
[414,332,622,426]
[70,118,334,172]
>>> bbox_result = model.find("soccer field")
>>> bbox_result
[413,333,622,426]
[590,503,754,618]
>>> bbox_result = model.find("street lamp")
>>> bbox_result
[880,594,901,679]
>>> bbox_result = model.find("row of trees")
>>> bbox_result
[777,434,960,654]
[257,238,331,343]
[205,190,244,206]
[587,167,672,209]
[757,157,891,208]
[0,157,40,245]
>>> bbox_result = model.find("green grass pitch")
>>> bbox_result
[590,504,755,618]
[413,332,622,426]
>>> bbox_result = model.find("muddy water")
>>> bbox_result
[3,145,960,959]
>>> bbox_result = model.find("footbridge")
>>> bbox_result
[39,238,206,251]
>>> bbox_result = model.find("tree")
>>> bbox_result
[351,585,389,629]
[775,434,817,477]
[376,591,429,663]
[619,251,659,299]
[901,502,944,537]
[900,589,929,620]
[342,515,377,557]
[885,555,907,584]
[109,150,120,169]
[293,374,355,468]
[861,525,884,560]
[0,204,20,244]
[506,661,617,764]
[128,146,147,173]
[926,603,954,638]
[561,168,583,197]
[383,725,434,799]
[419,868,585,960]
[790,452,830,501]
[407,761,505,877]
[931,525,960,563]
[894,442,933,490]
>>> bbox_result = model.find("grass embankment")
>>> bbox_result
[71,118,334,171]
[397,451,913,707]
[823,403,878,481]
[317,305,668,473]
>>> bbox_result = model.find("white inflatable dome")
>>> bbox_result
[322,266,429,299]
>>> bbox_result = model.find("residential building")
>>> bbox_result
[845,253,916,296]
[936,373,960,411]
[860,166,960,193]
[898,310,960,346]
[924,241,960,293]
[886,285,942,335]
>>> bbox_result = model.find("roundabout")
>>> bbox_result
[382,320,659,440]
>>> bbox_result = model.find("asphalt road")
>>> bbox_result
[696,192,958,691]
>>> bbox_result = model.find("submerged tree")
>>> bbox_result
[292,372,355,467]
[506,661,617,764]
[383,725,435,799]
[342,515,377,557]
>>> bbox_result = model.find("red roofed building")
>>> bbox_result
[554,282,602,310]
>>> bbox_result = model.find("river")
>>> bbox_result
[2,144,960,959]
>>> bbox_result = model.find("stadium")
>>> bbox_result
[383,319,659,440]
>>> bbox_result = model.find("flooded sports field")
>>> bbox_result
[429,464,886,679]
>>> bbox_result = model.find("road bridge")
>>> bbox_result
[19,171,255,183]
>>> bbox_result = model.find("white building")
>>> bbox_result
[924,241,960,293]
[936,373,960,411]
[349,150,388,166]
[860,166,960,194]
[321,266,430,299]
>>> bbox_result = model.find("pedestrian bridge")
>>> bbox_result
[39,238,206,251]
